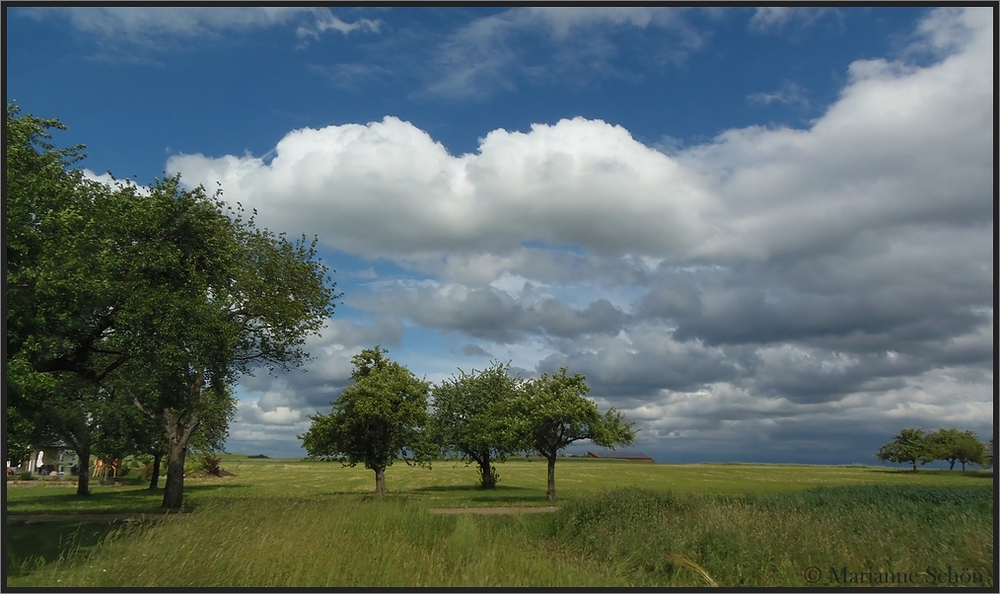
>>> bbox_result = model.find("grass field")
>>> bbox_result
[5,456,994,587]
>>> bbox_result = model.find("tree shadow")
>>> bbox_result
[864,469,994,478]
[5,520,137,578]
[412,484,531,493]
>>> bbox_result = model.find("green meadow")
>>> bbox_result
[5,456,994,588]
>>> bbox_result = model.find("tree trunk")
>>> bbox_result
[161,370,204,509]
[479,452,496,489]
[374,466,387,496]
[961,461,966,471]
[911,460,917,471]
[949,459,955,470]
[148,452,162,490]
[75,440,91,497]
[546,455,557,502]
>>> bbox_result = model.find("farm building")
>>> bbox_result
[8,445,81,477]
[586,450,654,462]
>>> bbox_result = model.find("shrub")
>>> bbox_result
[18,471,33,480]
[201,454,222,476]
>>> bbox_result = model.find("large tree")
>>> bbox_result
[6,105,132,384]
[875,428,935,471]
[116,177,336,509]
[6,105,338,508]
[512,367,636,502]
[300,346,432,496]
[430,361,524,489]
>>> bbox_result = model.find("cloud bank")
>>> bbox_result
[171,8,992,461]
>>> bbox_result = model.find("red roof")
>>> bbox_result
[586,450,654,461]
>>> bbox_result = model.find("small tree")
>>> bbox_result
[928,428,985,471]
[512,367,636,502]
[300,346,432,496]
[430,361,524,489]
[952,433,986,472]
[875,428,935,471]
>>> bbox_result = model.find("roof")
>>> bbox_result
[586,450,654,461]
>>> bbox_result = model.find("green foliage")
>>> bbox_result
[430,361,524,488]
[506,367,636,501]
[875,427,935,470]
[300,346,432,494]
[928,428,987,471]
[514,367,636,458]
[6,104,338,508]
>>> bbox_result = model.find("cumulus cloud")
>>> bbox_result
[165,8,992,462]
[81,168,151,196]
[168,116,717,260]
[170,8,991,271]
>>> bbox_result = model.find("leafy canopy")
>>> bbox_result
[301,346,432,472]
[514,367,637,458]
[430,360,524,487]
[876,428,935,469]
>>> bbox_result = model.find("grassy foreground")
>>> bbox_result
[5,457,994,587]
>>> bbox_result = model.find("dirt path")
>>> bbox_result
[428,506,559,515]
[6,512,187,525]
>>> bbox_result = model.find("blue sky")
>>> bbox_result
[6,6,994,465]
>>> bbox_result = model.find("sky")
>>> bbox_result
[5,6,994,465]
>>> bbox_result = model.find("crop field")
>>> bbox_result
[5,456,994,588]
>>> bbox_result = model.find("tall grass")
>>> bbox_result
[554,485,994,587]
[6,461,994,588]
[6,495,624,588]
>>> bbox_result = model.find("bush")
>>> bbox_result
[248,454,270,459]
[18,471,33,481]
[201,454,222,476]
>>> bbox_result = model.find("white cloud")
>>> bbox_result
[423,7,706,99]
[748,7,835,33]
[170,6,990,270]
[747,80,809,107]
[81,168,151,196]
[22,7,378,46]
[168,115,716,261]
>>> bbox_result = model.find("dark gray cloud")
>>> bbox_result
[348,283,629,344]
[461,344,493,357]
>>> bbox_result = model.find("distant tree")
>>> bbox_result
[300,347,432,496]
[430,361,524,489]
[928,428,986,471]
[952,433,987,472]
[875,428,935,471]
[511,367,637,502]
[986,438,994,468]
